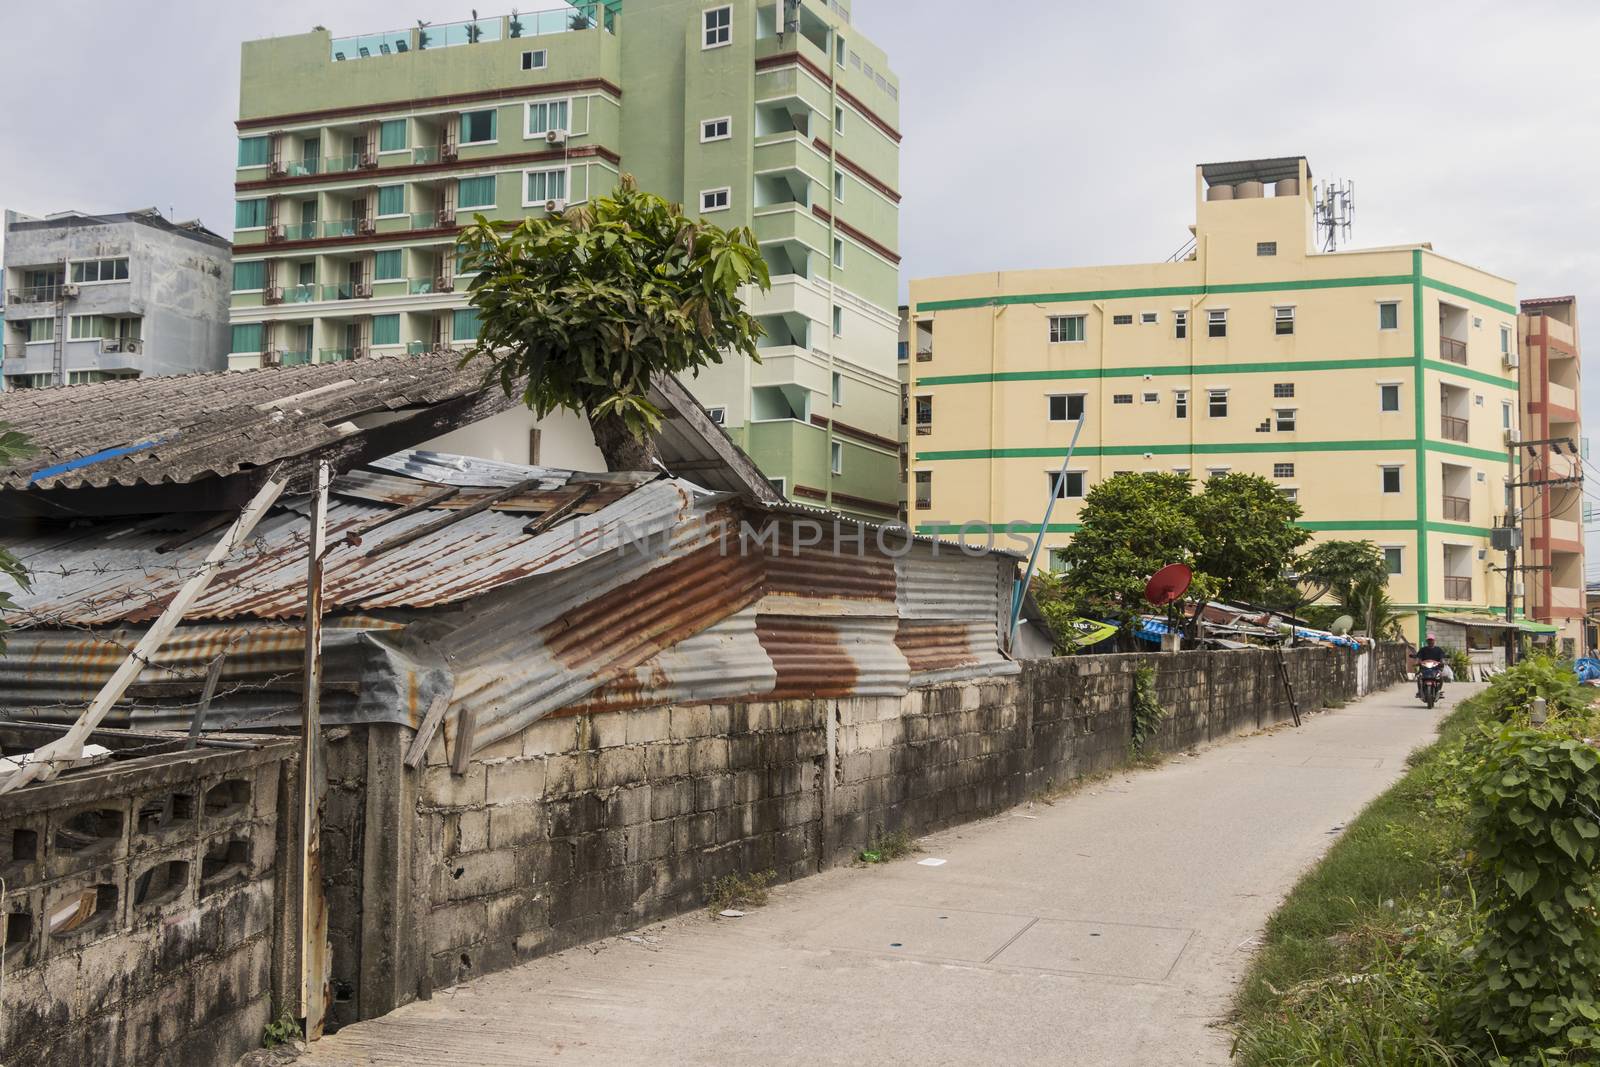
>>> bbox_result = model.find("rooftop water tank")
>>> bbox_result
[1206,184,1234,201]
[1275,178,1299,196]
[1234,180,1264,199]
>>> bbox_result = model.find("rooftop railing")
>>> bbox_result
[330,6,615,62]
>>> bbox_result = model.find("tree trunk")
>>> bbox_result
[587,407,663,472]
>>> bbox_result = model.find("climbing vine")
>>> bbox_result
[1131,666,1168,757]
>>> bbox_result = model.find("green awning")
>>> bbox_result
[1517,620,1559,635]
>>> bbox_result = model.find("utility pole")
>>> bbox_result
[1503,434,1584,668]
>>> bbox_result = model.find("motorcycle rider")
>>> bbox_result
[1412,632,1446,699]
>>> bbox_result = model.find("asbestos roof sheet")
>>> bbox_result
[0,351,515,493]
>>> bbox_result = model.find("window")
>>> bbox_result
[1273,463,1295,478]
[70,258,130,283]
[706,406,727,426]
[1273,382,1295,398]
[1378,301,1399,331]
[379,119,407,153]
[1140,311,1158,325]
[702,5,732,48]
[1174,390,1189,419]
[1207,309,1227,337]
[1278,487,1299,503]
[236,199,268,229]
[1275,409,1296,431]
[1380,383,1401,412]
[459,109,497,145]
[832,305,843,337]
[232,261,265,292]
[524,168,567,205]
[1206,466,1231,478]
[834,34,845,67]
[1142,391,1159,404]
[370,314,400,346]
[832,237,844,267]
[1257,241,1277,257]
[831,371,844,406]
[373,250,402,281]
[1381,466,1402,494]
[1207,389,1228,417]
[1274,306,1295,335]
[458,175,497,209]
[1112,393,1134,405]
[1383,546,1403,575]
[526,99,569,135]
[833,171,845,201]
[1048,471,1086,499]
[1048,394,1086,421]
[1174,310,1188,339]
[521,49,548,70]
[1048,315,1085,343]
[914,470,932,509]
[700,116,731,142]
[230,323,263,353]
[1500,325,1512,354]
[701,187,730,213]
[1112,313,1133,325]
[452,308,482,342]
[830,441,843,475]
[237,136,270,167]
[376,185,405,216]
[25,319,54,343]
[1501,400,1513,430]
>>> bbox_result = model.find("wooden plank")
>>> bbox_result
[450,705,478,777]
[300,460,331,1040]
[183,655,228,750]
[365,477,542,558]
[521,484,597,535]
[339,484,459,547]
[0,470,289,796]
[403,692,453,769]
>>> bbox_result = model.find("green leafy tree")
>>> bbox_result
[1190,472,1311,604]
[457,175,771,470]
[1297,539,1388,604]
[1054,472,1217,623]
[0,424,31,651]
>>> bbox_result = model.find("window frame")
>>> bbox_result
[231,260,266,293]
[832,304,843,337]
[1257,241,1277,257]
[1174,389,1189,419]
[378,119,408,154]
[70,257,131,284]
[1207,308,1228,338]
[372,249,403,281]
[520,49,548,70]
[1207,388,1229,418]
[1048,393,1086,422]
[1379,382,1402,413]
[458,174,499,210]
[524,97,572,137]
[458,108,499,146]
[370,313,402,347]
[1174,310,1188,339]
[913,470,932,510]
[235,199,268,231]
[1111,313,1134,326]
[1111,393,1134,405]
[701,5,732,49]
[1274,408,1297,432]
[237,135,270,168]
[1272,462,1295,479]
[1272,381,1295,399]
[700,186,731,213]
[375,185,406,218]
[520,167,569,208]
[1382,545,1404,576]
[699,116,732,143]
[1048,314,1086,344]
[831,371,845,406]
[832,236,844,267]
[1274,305,1295,335]
[833,170,845,201]
[1140,311,1158,325]
[830,440,843,475]
[1048,470,1086,500]
[1378,301,1400,331]
[1380,465,1403,495]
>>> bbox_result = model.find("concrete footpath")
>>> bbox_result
[293,682,1461,1067]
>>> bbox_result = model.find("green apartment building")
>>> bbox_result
[229,1,902,519]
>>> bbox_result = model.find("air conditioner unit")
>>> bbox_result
[261,349,283,367]
[439,207,457,226]
[435,274,455,293]
[545,128,568,146]
[1504,428,1521,446]
[1504,351,1520,369]
[544,198,567,213]
[101,339,122,353]
[123,339,141,355]
[263,286,285,305]
[354,346,370,360]
[61,284,80,299]
[441,143,459,162]
[356,217,375,235]
[360,151,379,169]
[355,282,373,299]
[268,224,286,242]
[268,159,287,177]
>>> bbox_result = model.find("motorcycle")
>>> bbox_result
[1417,657,1445,708]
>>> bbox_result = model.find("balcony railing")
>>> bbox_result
[320,283,355,301]
[319,348,354,363]
[330,8,612,63]
[283,284,318,303]
[412,147,442,166]
[281,221,319,241]
[280,350,314,366]
[915,348,933,362]
[1443,575,1472,601]
[322,219,357,239]
[1442,495,1471,522]
[7,284,62,303]
[285,159,322,178]
[1439,337,1467,364]
[324,154,362,175]
[1440,415,1468,442]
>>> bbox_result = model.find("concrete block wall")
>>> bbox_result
[0,747,293,1067]
[396,645,1393,1011]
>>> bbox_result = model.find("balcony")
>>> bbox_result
[6,284,61,304]
[753,134,829,187]
[1439,337,1467,365]
[1548,517,1581,545]
[1443,576,1472,601]
[279,350,313,366]
[320,283,355,301]
[278,221,318,241]
[318,348,355,363]
[1547,380,1578,414]
[1439,415,1468,442]
[330,6,613,63]
[283,159,322,178]
[283,284,319,304]
[1442,495,1471,522]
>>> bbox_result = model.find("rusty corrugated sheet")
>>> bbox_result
[557,610,778,716]
[754,614,909,699]
[895,619,1020,686]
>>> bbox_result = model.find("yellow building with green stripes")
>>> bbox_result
[905,157,1520,641]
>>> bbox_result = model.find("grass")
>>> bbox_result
[858,830,920,864]
[1229,697,1489,1066]
[704,869,774,914]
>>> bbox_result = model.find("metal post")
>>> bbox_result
[1505,534,1518,668]
[1009,415,1087,645]
[299,460,331,1040]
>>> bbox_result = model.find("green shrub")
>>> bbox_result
[1457,724,1600,1057]
[1479,654,1588,724]
[1131,665,1167,758]
[1446,647,1472,680]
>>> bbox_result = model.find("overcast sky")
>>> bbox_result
[5,0,1600,557]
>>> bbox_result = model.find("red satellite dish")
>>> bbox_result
[1145,563,1193,606]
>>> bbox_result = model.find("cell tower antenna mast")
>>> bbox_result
[1314,179,1355,252]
